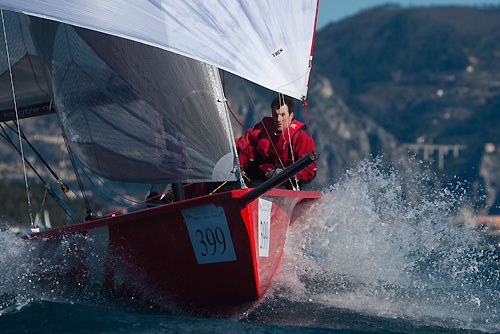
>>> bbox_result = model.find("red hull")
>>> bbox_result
[25,188,320,316]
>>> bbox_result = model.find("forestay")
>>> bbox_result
[0,0,318,100]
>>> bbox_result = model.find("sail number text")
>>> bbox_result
[258,197,272,257]
[259,220,269,251]
[182,204,236,264]
[195,227,226,256]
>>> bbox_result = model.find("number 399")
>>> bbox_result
[196,227,226,256]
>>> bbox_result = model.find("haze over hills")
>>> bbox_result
[3,5,500,226]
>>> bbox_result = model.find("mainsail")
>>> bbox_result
[0,1,319,184]
[28,18,236,183]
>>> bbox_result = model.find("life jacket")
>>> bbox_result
[246,117,305,171]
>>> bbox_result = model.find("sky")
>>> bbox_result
[317,0,500,29]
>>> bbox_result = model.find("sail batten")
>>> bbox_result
[0,0,318,99]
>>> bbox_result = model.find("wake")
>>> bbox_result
[271,158,500,332]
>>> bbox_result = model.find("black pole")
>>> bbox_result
[173,183,185,201]
[239,151,318,206]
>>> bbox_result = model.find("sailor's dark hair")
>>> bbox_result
[271,95,294,115]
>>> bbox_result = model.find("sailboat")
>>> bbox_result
[0,1,320,316]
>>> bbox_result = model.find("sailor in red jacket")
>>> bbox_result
[236,95,317,189]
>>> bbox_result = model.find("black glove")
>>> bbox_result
[266,167,284,179]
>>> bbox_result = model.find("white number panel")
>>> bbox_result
[258,197,273,257]
[182,204,236,264]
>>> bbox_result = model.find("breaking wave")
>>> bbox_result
[0,228,113,313]
[266,158,500,332]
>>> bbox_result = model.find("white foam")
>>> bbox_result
[274,158,500,332]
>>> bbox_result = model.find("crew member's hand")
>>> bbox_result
[265,167,283,179]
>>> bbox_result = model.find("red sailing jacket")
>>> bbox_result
[235,117,317,184]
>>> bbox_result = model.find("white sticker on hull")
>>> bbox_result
[182,204,236,264]
[258,197,273,257]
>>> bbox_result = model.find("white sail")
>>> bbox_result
[0,0,318,99]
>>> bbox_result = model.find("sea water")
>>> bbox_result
[1,159,499,334]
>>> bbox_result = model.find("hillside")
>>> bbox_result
[311,5,500,211]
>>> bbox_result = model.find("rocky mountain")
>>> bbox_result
[314,5,500,212]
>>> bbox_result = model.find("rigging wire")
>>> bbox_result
[219,69,246,189]
[240,78,298,189]
[37,118,63,224]
[0,124,81,224]
[226,75,309,190]
[240,77,286,170]
[104,194,164,217]
[282,93,299,190]
[3,120,70,193]
[222,71,247,132]
[301,97,315,154]
[79,161,154,208]
[63,134,94,220]
[1,10,35,230]
[48,125,90,222]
